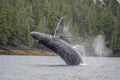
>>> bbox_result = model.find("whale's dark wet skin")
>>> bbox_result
[30,17,83,65]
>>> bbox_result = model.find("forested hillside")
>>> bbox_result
[0,0,120,51]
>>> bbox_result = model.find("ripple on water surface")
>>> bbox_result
[0,55,120,80]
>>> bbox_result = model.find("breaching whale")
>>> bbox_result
[30,17,83,65]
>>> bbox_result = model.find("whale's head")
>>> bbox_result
[30,31,52,42]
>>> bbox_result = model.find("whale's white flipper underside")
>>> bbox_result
[54,16,66,39]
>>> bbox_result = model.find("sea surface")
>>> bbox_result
[0,55,120,80]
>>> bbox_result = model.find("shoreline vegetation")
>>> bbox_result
[0,45,56,56]
[0,50,56,56]
[0,45,120,57]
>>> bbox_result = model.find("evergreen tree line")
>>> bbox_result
[0,0,120,51]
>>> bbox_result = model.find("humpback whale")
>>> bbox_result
[30,17,83,65]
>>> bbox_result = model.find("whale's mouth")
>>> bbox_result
[30,31,38,36]
[30,31,46,42]
[30,32,37,40]
[30,32,42,41]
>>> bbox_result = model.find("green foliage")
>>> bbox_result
[0,0,120,51]
[0,0,33,46]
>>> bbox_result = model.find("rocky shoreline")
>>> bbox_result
[0,45,120,57]
[0,45,56,56]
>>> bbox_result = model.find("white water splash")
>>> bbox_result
[63,25,73,43]
[63,25,112,57]
[92,35,112,57]
[73,45,87,65]
[73,45,86,57]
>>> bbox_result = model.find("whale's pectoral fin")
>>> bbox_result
[54,16,66,39]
